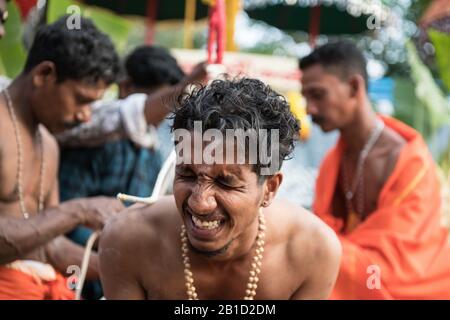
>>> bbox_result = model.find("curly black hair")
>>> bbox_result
[125,46,185,88]
[171,77,300,178]
[23,15,120,85]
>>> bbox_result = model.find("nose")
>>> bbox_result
[75,105,92,123]
[187,181,217,216]
[305,99,318,116]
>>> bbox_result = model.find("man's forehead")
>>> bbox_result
[302,65,330,82]
[301,66,341,89]
[178,163,248,177]
[72,80,108,99]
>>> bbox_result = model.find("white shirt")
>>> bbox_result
[55,93,158,149]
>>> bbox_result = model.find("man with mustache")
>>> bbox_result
[300,40,450,299]
[0,16,125,299]
[99,78,342,299]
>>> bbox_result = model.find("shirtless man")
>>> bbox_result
[0,16,124,299]
[99,78,342,300]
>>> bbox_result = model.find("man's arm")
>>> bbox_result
[43,178,100,280]
[46,235,100,280]
[56,63,208,148]
[290,222,342,300]
[0,197,124,266]
[0,203,83,265]
[142,62,207,126]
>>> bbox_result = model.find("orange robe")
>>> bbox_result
[0,263,75,300]
[313,115,450,299]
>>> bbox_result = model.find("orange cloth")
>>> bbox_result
[0,265,75,300]
[313,115,450,299]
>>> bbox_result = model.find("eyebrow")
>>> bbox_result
[176,165,192,172]
[176,166,241,183]
[302,86,326,95]
[75,91,97,104]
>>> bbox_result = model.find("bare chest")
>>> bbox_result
[0,124,55,218]
[333,146,396,222]
[142,245,301,300]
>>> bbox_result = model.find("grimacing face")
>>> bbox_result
[173,144,266,256]
[29,62,108,133]
[301,64,358,132]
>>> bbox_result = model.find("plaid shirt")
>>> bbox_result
[59,139,163,202]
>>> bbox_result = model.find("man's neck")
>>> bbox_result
[5,76,39,135]
[340,100,378,154]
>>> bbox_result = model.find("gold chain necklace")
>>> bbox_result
[342,118,384,217]
[3,89,45,219]
[181,210,266,300]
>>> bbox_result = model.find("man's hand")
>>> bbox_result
[62,196,125,230]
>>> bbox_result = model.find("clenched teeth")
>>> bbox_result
[192,215,221,230]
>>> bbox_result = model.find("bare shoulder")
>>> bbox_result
[379,126,407,157]
[267,200,341,274]
[99,195,180,258]
[377,125,407,174]
[99,196,180,299]
[266,200,341,298]
[39,125,59,157]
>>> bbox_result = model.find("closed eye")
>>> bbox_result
[216,180,234,189]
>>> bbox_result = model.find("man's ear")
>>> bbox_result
[32,61,57,88]
[348,74,365,98]
[261,172,283,207]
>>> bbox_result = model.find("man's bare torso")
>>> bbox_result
[0,98,59,263]
[332,126,407,224]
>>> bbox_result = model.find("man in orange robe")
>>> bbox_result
[300,40,450,299]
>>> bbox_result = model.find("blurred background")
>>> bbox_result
[0,0,448,226]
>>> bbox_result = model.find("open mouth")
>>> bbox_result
[185,208,227,240]
[191,215,222,230]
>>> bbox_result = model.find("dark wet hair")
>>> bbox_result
[125,45,185,89]
[23,15,120,85]
[171,77,300,179]
[299,39,368,89]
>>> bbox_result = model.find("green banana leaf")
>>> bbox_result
[0,0,27,77]
[47,0,136,55]
[428,29,450,93]
[394,77,432,137]
[405,41,450,131]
